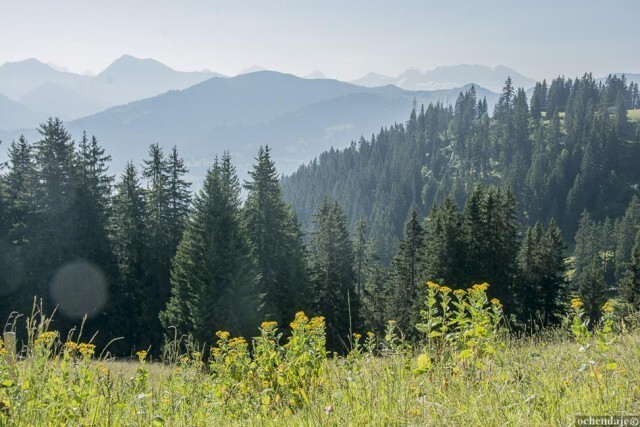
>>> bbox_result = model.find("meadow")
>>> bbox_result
[1,284,639,426]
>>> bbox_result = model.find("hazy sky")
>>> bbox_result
[0,0,638,81]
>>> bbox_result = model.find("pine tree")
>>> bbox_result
[4,136,35,247]
[614,196,640,281]
[166,146,191,252]
[539,219,568,324]
[30,119,79,315]
[243,146,308,325]
[141,143,173,343]
[72,132,117,337]
[353,217,369,298]
[161,153,260,343]
[619,230,640,309]
[0,136,35,317]
[110,162,149,350]
[389,210,426,338]
[516,223,545,324]
[308,198,358,351]
[424,198,466,287]
[579,259,609,325]
[360,239,389,335]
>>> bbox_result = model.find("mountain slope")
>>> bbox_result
[0,59,91,100]
[282,75,640,261]
[0,92,44,131]
[19,82,107,120]
[62,72,497,180]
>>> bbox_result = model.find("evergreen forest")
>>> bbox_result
[1,74,640,356]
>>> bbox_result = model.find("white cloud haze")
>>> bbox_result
[0,0,638,80]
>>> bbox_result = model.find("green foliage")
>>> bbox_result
[619,230,640,309]
[569,298,618,382]
[243,146,309,325]
[416,282,504,372]
[388,210,426,337]
[160,153,260,343]
[307,198,359,351]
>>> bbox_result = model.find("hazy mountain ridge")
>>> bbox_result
[0,55,222,124]
[0,72,499,188]
[0,93,43,130]
[352,64,537,92]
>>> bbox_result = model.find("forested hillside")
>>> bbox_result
[282,74,640,261]
[1,74,640,358]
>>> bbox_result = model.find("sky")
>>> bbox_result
[0,0,638,81]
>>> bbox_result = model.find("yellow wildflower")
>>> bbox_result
[136,350,148,362]
[261,321,278,331]
[490,298,502,307]
[571,298,584,309]
[191,351,201,360]
[216,330,230,340]
[453,289,466,296]
[229,337,247,348]
[353,333,362,341]
[367,331,375,340]
[471,283,489,293]
[35,331,58,346]
[64,341,78,352]
[78,343,96,358]
[439,286,452,294]
[427,281,440,289]
[291,311,309,329]
[602,301,614,313]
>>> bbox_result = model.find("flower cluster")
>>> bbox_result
[571,298,584,310]
[416,281,504,373]
[34,331,58,346]
[78,343,96,358]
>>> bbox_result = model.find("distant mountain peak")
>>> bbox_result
[304,70,328,79]
[98,54,172,76]
[238,64,267,75]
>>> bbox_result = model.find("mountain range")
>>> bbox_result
[0,69,498,183]
[64,72,499,180]
[1,56,637,186]
[351,65,537,92]
[0,55,222,120]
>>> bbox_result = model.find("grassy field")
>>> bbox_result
[1,288,639,426]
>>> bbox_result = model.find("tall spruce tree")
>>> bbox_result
[389,210,426,338]
[166,146,191,252]
[161,153,260,343]
[579,259,609,325]
[516,220,567,326]
[0,137,35,317]
[147,144,192,346]
[110,162,150,350]
[31,119,79,317]
[308,198,359,351]
[244,146,309,325]
[619,230,640,309]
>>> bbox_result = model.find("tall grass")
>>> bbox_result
[1,287,639,426]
